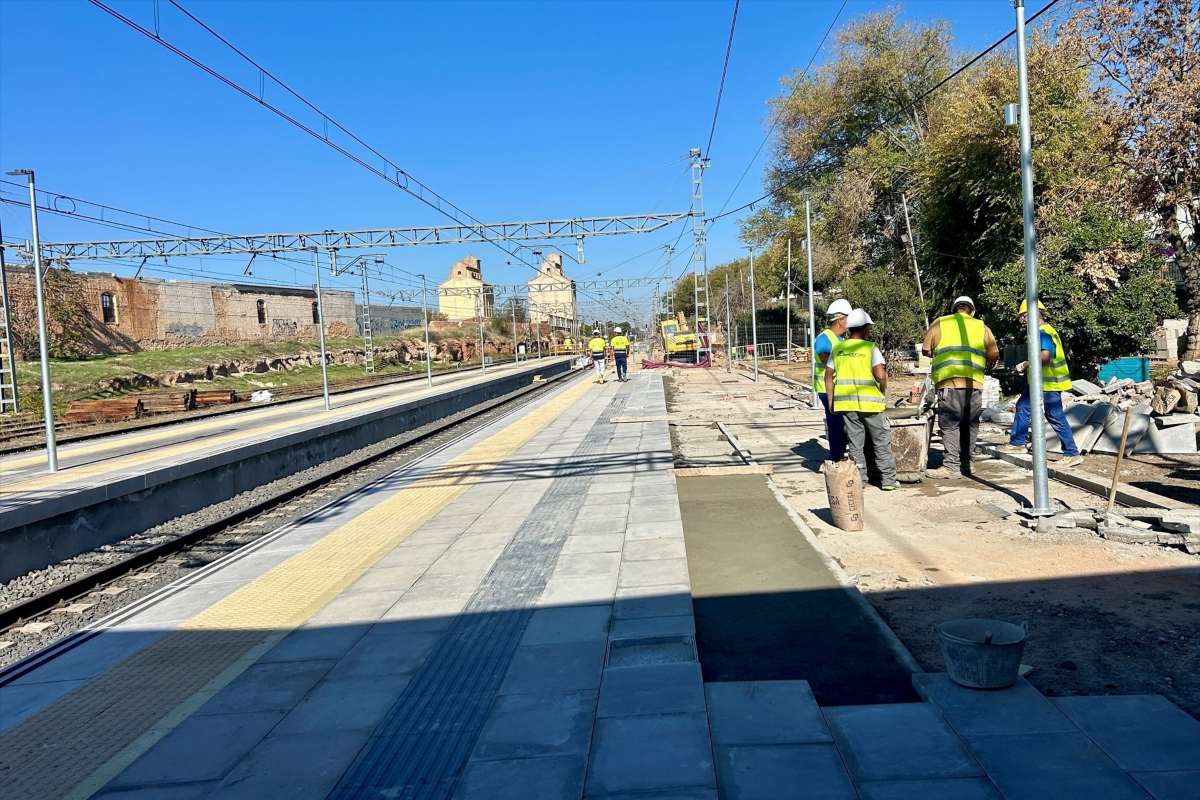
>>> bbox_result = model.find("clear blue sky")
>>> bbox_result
[0,0,1029,320]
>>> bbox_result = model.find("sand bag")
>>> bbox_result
[823,459,864,531]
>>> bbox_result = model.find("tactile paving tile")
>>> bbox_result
[330,388,629,800]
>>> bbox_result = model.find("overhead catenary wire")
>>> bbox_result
[703,0,741,160]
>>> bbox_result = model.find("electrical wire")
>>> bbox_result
[704,0,741,159]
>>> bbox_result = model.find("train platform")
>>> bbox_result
[0,357,573,581]
[2,369,1197,799]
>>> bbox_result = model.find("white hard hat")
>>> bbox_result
[592,329,601,335]
[612,327,622,333]
[846,308,873,328]
[826,298,853,318]
[952,295,975,312]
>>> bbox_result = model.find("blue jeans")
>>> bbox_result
[614,354,628,380]
[1010,390,1079,456]
[818,392,847,461]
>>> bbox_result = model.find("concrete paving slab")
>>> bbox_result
[560,534,625,554]
[471,690,597,761]
[402,570,486,600]
[273,673,412,735]
[259,623,371,664]
[93,783,219,799]
[573,516,630,536]
[374,542,451,570]
[454,755,586,800]
[196,658,335,716]
[539,575,618,607]
[714,743,856,800]
[8,629,163,687]
[623,538,687,561]
[209,730,372,799]
[706,681,831,746]
[501,640,606,694]
[381,593,471,625]
[609,614,695,640]
[913,673,1077,737]
[303,588,406,625]
[325,627,440,678]
[856,778,1003,800]
[520,604,611,646]
[1132,770,1200,800]
[825,704,982,782]
[637,505,684,523]
[597,662,705,718]
[613,583,693,620]
[966,731,1152,800]
[553,552,622,580]
[618,557,690,589]
[0,678,86,732]
[1052,695,1200,773]
[342,564,427,595]
[625,520,685,541]
[109,711,282,787]
[585,712,716,797]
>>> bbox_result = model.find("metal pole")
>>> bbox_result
[420,274,433,387]
[724,277,732,374]
[512,297,519,363]
[0,217,19,412]
[15,171,57,470]
[900,194,930,329]
[749,249,759,382]
[1014,0,1051,514]
[313,249,331,411]
[477,289,486,373]
[786,238,793,362]
[805,198,817,405]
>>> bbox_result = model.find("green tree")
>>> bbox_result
[840,267,924,355]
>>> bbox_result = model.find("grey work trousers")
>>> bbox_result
[842,410,897,487]
[937,387,982,474]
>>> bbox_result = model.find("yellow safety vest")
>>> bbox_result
[564,338,573,351]
[813,327,840,394]
[610,335,630,355]
[1040,323,1072,392]
[931,313,986,386]
[588,337,607,355]
[832,339,886,413]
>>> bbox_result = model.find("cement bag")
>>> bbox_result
[823,459,864,531]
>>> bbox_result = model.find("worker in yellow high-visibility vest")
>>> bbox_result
[588,329,608,384]
[814,298,853,461]
[610,327,631,382]
[825,308,897,490]
[922,296,999,479]
[1004,299,1082,467]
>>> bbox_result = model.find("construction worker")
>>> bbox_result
[1004,300,1082,467]
[922,296,999,479]
[611,327,631,382]
[563,336,574,355]
[588,328,608,383]
[825,308,897,490]
[814,298,853,460]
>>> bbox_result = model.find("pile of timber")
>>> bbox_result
[192,389,238,408]
[64,398,143,424]
[137,390,194,415]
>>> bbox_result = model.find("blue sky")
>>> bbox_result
[0,0,1030,320]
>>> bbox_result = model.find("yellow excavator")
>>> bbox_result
[659,312,701,362]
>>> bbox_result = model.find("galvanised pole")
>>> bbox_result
[419,274,433,387]
[724,276,732,374]
[477,289,486,373]
[313,249,331,411]
[13,171,57,470]
[511,297,519,363]
[749,248,759,382]
[805,198,817,405]
[901,194,930,329]
[786,238,793,361]
[1015,0,1052,514]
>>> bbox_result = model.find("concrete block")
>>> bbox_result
[585,713,715,796]
[453,756,586,800]
[715,743,856,800]
[623,538,688,561]
[825,704,982,782]
[560,534,624,554]
[110,711,283,786]
[209,730,371,799]
[1053,695,1200,772]
[573,516,630,536]
[609,614,695,640]
[966,731,1152,800]
[472,690,596,760]
[1092,406,1152,454]
[618,557,691,589]
[520,604,611,646]
[552,552,622,580]
[706,681,831,746]
[625,520,686,541]
[500,640,606,694]
[857,778,1002,800]
[912,673,1076,737]
[538,575,617,607]
[1132,420,1198,454]
[597,662,705,718]
[613,583,693,620]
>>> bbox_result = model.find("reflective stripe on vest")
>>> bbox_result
[832,339,885,413]
[931,314,986,385]
[1040,323,1072,392]
[588,337,606,354]
[813,328,840,394]
[611,335,630,355]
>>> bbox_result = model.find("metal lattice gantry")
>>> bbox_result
[6,213,691,261]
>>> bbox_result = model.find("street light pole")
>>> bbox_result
[511,297,519,363]
[419,274,433,387]
[313,249,331,411]
[1013,0,1052,515]
[477,289,486,373]
[8,170,57,471]
[786,238,793,362]
[749,248,759,382]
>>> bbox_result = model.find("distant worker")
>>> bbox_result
[588,329,608,383]
[922,296,999,479]
[825,308,897,490]
[814,298,853,461]
[1004,300,1082,467]
[563,336,574,355]
[611,327,631,382]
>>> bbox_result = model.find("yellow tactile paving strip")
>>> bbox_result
[0,375,594,800]
[0,361,551,497]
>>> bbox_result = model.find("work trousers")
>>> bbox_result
[592,355,605,381]
[614,354,628,381]
[1010,390,1079,456]
[817,392,847,461]
[842,410,897,487]
[937,387,982,474]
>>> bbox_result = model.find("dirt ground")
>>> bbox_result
[663,365,1200,718]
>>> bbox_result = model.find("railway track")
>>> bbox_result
[0,366,583,678]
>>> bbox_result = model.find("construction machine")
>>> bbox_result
[659,312,701,362]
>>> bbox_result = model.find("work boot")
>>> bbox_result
[925,467,962,480]
[1058,455,1083,468]
[1000,443,1027,454]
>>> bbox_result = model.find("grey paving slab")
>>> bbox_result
[0,678,86,732]
[209,730,372,799]
[342,564,427,595]
[597,662,705,718]
[913,673,1077,737]
[325,627,441,678]
[585,712,716,797]
[454,755,586,800]
[613,583,694,620]
[715,743,856,800]
[472,690,597,761]
[402,570,486,600]
[539,575,618,607]
[1132,770,1200,800]
[825,703,983,782]
[553,552,622,580]
[625,520,685,541]
[374,542,451,570]
[561,533,625,554]
[444,532,516,554]
[706,681,831,746]
[109,711,282,787]
[1052,695,1200,773]
[966,732,1152,800]
[93,783,219,799]
[273,673,412,735]
[573,515,630,536]
[520,604,611,646]
[303,588,406,625]
[589,788,718,800]
[381,592,471,626]
[636,505,684,524]
[623,538,687,561]
[501,640,606,694]
[259,623,370,663]
[111,581,249,627]
[609,614,695,640]
[9,629,162,687]
[618,557,691,589]
[857,778,1003,800]
[196,659,335,716]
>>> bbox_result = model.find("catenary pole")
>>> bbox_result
[786,238,793,362]
[1014,0,1051,514]
[805,198,817,406]
[749,248,759,382]
[313,249,331,411]
[511,298,519,363]
[419,273,433,387]
[900,194,930,329]
[478,289,486,373]
[724,276,732,374]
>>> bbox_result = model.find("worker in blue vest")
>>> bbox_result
[1004,299,1082,467]
[813,299,853,460]
[610,327,631,382]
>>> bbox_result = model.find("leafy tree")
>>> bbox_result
[840,267,925,355]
